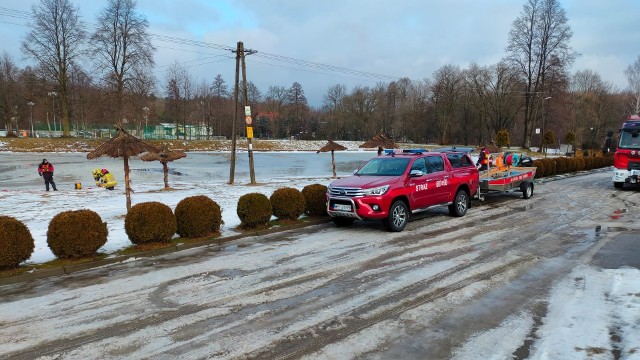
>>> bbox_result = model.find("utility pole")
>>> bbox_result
[229,43,240,184]
[229,41,257,185]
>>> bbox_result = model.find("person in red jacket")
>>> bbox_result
[476,146,491,171]
[37,159,58,191]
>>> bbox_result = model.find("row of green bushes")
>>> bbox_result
[531,155,612,178]
[0,184,328,270]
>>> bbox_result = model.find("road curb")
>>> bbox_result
[0,217,334,286]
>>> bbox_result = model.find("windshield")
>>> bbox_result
[619,129,640,149]
[356,157,411,176]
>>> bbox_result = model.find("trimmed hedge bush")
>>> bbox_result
[175,195,222,238]
[530,155,612,180]
[302,184,328,216]
[237,193,272,228]
[125,202,176,244]
[270,187,306,220]
[47,210,108,259]
[0,216,34,269]
[533,160,545,178]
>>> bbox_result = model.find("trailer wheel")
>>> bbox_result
[520,181,534,199]
[332,217,354,227]
[448,189,469,217]
[614,182,624,189]
[384,200,408,232]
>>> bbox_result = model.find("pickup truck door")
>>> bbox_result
[424,155,450,204]
[407,157,432,208]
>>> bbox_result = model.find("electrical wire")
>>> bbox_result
[0,5,402,82]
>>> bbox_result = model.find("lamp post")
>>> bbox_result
[539,96,552,156]
[200,100,205,140]
[142,106,149,139]
[47,91,57,135]
[27,101,34,137]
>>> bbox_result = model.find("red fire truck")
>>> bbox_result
[612,115,640,188]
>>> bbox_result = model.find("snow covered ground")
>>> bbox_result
[0,149,379,264]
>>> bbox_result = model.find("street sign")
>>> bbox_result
[246,126,253,139]
[245,116,252,125]
[244,106,251,116]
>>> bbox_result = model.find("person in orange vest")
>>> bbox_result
[476,146,491,171]
[37,159,58,191]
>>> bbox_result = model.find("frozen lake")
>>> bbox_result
[0,151,377,190]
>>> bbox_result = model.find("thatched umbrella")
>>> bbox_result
[317,140,347,178]
[139,144,187,189]
[86,126,160,211]
[359,133,398,150]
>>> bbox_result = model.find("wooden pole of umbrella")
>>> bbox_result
[317,140,347,178]
[86,126,160,211]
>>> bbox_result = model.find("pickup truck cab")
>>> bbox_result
[327,149,480,232]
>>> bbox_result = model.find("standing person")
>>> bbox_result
[37,159,58,191]
[476,147,490,171]
[377,146,384,156]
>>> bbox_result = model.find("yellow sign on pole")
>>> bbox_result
[246,126,253,139]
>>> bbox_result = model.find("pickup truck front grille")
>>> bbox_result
[328,187,364,197]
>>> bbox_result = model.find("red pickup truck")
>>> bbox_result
[326,149,480,232]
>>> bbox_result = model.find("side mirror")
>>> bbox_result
[410,169,424,177]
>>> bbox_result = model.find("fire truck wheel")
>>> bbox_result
[449,189,469,217]
[384,200,408,232]
[614,182,624,189]
[332,217,355,227]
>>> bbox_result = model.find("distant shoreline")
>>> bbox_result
[0,138,428,153]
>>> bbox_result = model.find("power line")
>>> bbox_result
[0,5,402,83]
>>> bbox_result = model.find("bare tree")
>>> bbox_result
[625,55,640,115]
[464,62,523,137]
[322,84,346,139]
[211,74,229,137]
[285,82,308,138]
[343,86,375,140]
[0,53,20,136]
[506,0,574,148]
[91,0,155,124]
[21,0,85,137]
[569,69,617,149]
[265,85,288,138]
[431,65,463,144]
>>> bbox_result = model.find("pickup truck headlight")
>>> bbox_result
[362,185,389,196]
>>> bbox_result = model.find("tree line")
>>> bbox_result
[2,0,640,150]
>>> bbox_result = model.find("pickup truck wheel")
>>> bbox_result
[332,217,355,227]
[448,189,469,217]
[520,181,533,199]
[614,182,624,189]
[384,200,408,232]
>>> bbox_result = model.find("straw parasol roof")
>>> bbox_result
[87,126,160,211]
[317,140,348,178]
[317,139,347,153]
[86,126,160,160]
[139,144,187,189]
[359,133,398,149]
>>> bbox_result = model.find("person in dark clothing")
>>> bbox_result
[37,159,58,191]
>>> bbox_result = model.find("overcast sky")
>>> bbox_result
[1,0,639,107]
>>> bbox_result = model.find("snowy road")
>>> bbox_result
[1,170,640,359]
